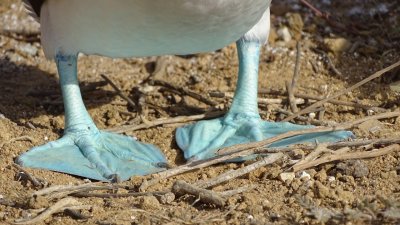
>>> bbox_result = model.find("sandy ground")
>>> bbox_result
[0,0,400,224]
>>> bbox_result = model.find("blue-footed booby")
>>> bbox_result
[18,0,352,182]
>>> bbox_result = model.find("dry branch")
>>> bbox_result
[150,79,218,106]
[261,89,385,112]
[13,198,83,225]
[293,144,400,172]
[101,74,137,109]
[107,110,224,133]
[13,163,45,188]
[196,153,283,188]
[283,60,400,121]
[172,180,225,207]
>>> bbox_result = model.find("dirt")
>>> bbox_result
[1,0,400,224]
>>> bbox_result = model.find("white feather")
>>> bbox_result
[39,0,271,59]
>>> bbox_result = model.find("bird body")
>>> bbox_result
[26,0,270,58]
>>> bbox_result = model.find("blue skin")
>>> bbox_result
[17,53,167,182]
[176,39,353,161]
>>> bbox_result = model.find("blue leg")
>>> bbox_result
[176,39,353,161]
[17,54,167,182]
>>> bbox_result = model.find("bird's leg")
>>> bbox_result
[17,53,167,182]
[176,39,353,161]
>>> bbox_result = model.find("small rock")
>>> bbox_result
[324,37,351,54]
[291,149,305,159]
[336,160,369,178]
[307,169,317,178]
[16,43,38,56]
[279,172,295,182]
[290,178,302,191]
[158,192,175,204]
[286,13,304,40]
[327,176,336,182]
[315,181,330,198]
[139,196,160,210]
[262,199,273,210]
[314,170,328,182]
[299,171,311,180]
[189,74,203,84]
[336,189,354,204]
[277,26,292,43]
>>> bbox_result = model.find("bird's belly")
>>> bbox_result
[40,0,270,58]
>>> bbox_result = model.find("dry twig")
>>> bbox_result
[261,89,385,112]
[293,144,400,172]
[101,74,137,109]
[283,60,400,121]
[34,183,116,200]
[107,110,224,133]
[13,163,45,188]
[220,185,256,198]
[287,42,302,113]
[13,198,84,225]
[150,79,218,106]
[259,137,400,153]
[172,180,225,207]
[0,136,34,149]
[196,153,283,188]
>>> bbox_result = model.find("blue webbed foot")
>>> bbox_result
[176,39,353,162]
[17,53,167,182]
[176,112,353,161]
[17,128,167,182]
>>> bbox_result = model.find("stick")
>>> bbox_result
[275,108,333,126]
[261,89,386,112]
[34,183,117,200]
[223,92,305,105]
[283,60,400,121]
[0,198,16,207]
[12,163,45,188]
[196,153,283,188]
[220,185,256,198]
[150,79,218,106]
[107,111,225,133]
[0,136,34,149]
[287,42,302,113]
[292,144,400,172]
[101,74,137,109]
[172,181,225,207]
[72,191,168,198]
[13,198,82,225]
[259,138,400,153]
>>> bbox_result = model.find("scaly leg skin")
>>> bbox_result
[17,54,167,182]
[176,39,353,161]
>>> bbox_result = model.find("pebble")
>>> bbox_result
[314,169,328,182]
[16,43,38,56]
[327,176,336,182]
[315,181,330,198]
[324,37,351,54]
[277,26,292,43]
[336,160,369,178]
[158,192,175,204]
[139,196,160,210]
[299,171,311,180]
[279,172,295,182]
